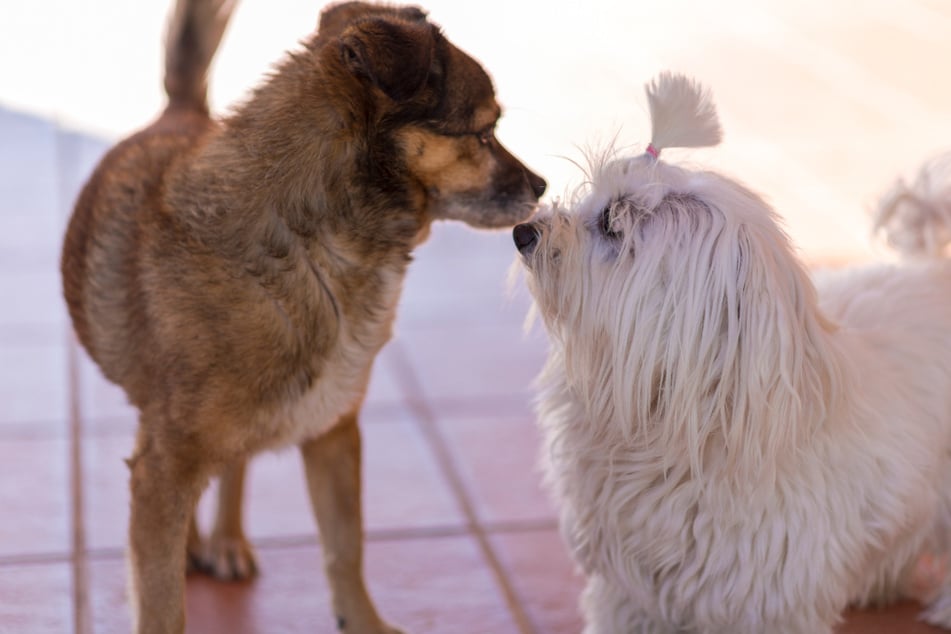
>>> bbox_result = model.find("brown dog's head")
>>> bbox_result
[316,2,546,229]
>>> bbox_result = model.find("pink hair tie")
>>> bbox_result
[645,143,660,160]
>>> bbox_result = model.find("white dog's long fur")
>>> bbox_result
[517,75,951,633]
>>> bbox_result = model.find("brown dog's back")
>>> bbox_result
[62,116,209,385]
[61,0,232,406]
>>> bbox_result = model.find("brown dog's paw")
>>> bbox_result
[186,520,205,576]
[186,543,205,576]
[335,614,406,634]
[199,534,260,581]
[351,622,406,634]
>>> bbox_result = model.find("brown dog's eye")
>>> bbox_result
[477,128,494,146]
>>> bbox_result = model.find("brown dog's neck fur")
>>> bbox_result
[169,35,429,274]
[144,38,432,413]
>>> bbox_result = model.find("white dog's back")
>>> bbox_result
[816,260,951,600]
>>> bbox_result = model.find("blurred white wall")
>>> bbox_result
[2,0,950,259]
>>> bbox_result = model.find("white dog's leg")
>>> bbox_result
[917,554,951,628]
[922,587,951,628]
[581,575,671,634]
[580,573,839,634]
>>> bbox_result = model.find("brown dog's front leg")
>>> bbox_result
[128,429,208,634]
[300,412,405,634]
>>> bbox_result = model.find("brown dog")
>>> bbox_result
[60,1,545,632]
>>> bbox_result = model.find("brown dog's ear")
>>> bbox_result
[319,2,427,37]
[340,17,434,102]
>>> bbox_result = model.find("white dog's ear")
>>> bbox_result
[610,193,841,481]
[712,219,840,477]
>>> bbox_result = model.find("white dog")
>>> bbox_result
[513,72,951,633]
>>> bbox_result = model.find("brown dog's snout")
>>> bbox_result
[513,222,540,255]
[526,170,547,199]
[494,140,546,201]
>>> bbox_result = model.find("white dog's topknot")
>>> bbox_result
[645,72,723,160]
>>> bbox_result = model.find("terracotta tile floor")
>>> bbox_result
[4,0,951,631]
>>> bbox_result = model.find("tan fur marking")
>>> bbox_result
[399,127,494,194]
[472,102,501,131]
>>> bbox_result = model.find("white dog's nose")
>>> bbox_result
[513,223,539,255]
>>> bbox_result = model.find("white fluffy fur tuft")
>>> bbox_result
[873,150,951,258]
[516,74,951,633]
[646,72,723,153]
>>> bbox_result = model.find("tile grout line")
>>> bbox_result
[67,331,92,634]
[68,517,562,565]
[57,125,92,634]
[384,341,537,634]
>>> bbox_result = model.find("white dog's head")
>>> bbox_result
[514,75,840,480]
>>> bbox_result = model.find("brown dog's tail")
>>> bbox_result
[163,0,237,112]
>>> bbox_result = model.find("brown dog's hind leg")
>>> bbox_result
[127,427,209,634]
[203,458,259,580]
[300,412,404,634]
[185,512,203,575]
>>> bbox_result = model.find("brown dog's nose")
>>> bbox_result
[513,223,539,255]
[527,171,547,199]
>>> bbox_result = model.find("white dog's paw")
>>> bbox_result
[922,600,951,629]
[921,576,951,628]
